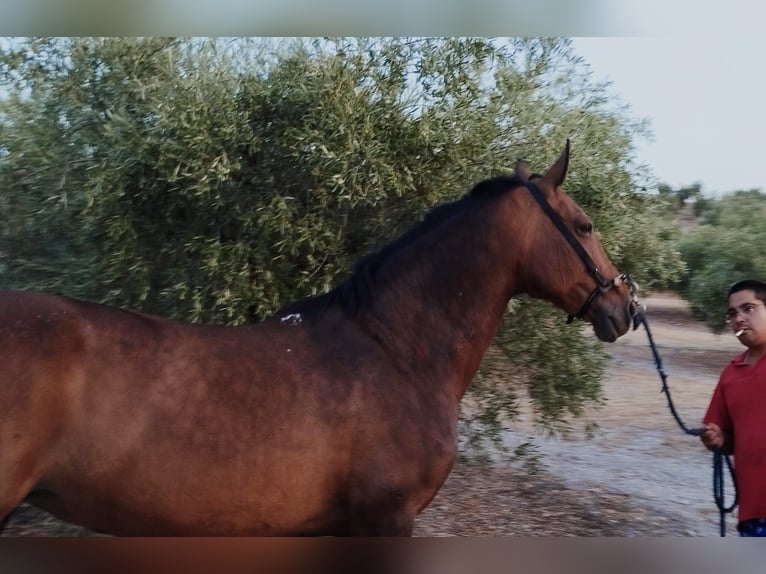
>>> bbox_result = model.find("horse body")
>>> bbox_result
[0,144,636,535]
[1,292,455,535]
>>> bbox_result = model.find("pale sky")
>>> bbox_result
[571,36,766,196]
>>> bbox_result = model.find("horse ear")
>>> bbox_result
[514,159,532,182]
[543,140,570,188]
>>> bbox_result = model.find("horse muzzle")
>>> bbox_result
[567,273,639,324]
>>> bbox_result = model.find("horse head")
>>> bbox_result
[510,142,637,342]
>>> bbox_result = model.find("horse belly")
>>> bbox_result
[33,472,343,536]
[41,411,352,536]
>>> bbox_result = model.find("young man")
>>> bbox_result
[701,278,766,537]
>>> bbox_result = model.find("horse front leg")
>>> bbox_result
[0,476,36,536]
[343,487,418,537]
[0,436,44,536]
[347,507,416,537]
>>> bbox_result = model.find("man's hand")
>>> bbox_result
[700,422,726,451]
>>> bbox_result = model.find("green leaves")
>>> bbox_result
[677,190,766,331]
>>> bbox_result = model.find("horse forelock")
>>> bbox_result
[277,175,527,319]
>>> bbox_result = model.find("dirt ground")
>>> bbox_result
[2,293,743,537]
[415,292,742,536]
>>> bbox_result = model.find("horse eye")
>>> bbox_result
[577,221,593,235]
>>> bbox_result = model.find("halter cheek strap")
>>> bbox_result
[568,273,634,324]
[522,179,637,323]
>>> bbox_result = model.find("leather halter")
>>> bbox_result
[523,178,635,323]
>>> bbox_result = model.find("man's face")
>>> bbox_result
[727,289,766,348]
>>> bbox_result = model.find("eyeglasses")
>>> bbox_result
[725,302,765,322]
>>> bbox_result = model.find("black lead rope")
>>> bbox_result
[634,309,738,537]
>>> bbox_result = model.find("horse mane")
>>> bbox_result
[276,175,523,319]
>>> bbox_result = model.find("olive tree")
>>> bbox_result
[0,37,683,437]
[677,190,766,331]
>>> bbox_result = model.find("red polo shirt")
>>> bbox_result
[704,351,766,522]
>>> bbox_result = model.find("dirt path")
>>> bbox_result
[2,293,742,536]
[508,293,739,533]
[415,292,742,536]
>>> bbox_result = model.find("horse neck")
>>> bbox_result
[360,202,519,399]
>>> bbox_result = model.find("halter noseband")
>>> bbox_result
[523,178,637,323]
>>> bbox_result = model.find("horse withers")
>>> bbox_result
[0,143,637,536]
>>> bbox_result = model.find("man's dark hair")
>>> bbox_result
[729,279,766,303]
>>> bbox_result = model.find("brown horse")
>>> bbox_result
[0,143,637,536]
